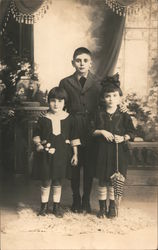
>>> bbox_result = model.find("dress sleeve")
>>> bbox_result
[69,115,81,147]
[124,113,136,141]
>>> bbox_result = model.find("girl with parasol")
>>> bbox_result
[93,74,135,218]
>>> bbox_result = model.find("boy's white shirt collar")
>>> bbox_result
[45,111,69,135]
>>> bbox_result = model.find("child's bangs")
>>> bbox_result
[52,92,65,100]
[48,87,68,102]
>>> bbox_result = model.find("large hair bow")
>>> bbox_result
[101,73,120,88]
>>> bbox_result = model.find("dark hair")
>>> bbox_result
[100,83,123,98]
[48,87,68,104]
[100,73,123,106]
[73,47,92,59]
[100,73,122,96]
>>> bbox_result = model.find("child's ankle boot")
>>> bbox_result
[108,200,116,218]
[97,200,107,218]
[38,202,48,216]
[53,202,63,218]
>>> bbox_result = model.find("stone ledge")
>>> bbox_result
[126,169,158,186]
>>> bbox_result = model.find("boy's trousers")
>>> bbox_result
[71,138,96,203]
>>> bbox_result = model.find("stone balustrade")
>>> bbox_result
[128,142,158,169]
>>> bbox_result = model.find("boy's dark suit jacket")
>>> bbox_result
[59,71,101,116]
[59,71,101,172]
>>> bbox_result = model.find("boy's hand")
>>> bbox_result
[71,154,78,167]
[119,103,128,113]
[101,130,114,142]
[114,134,124,143]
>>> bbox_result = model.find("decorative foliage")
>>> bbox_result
[122,53,158,142]
[123,82,158,141]
[0,58,32,103]
[0,30,33,104]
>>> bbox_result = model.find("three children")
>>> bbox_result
[33,47,135,219]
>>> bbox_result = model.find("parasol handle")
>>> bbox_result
[116,142,119,172]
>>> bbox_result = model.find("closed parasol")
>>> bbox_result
[110,142,125,216]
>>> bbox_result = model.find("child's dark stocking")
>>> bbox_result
[52,180,63,218]
[38,185,51,216]
[97,186,107,218]
[108,186,116,218]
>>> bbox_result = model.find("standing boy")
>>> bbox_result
[59,47,101,213]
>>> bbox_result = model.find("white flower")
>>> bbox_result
[48,148,56,154]
[36,145,44,152]
[46,143,51,148]
[41,140,47,145]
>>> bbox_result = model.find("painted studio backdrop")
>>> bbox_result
[34,0,125,90]
[0,2,158,249]
[0,0,158,176]
[1,0,158,94]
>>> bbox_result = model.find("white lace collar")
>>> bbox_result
[45,111,69,135]
[46,110,69,120]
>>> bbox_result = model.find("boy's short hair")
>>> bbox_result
[73,47,92,59]
[48,87,68,104]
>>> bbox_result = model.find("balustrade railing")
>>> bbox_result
[128,142,158,170]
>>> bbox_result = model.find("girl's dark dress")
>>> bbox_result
[33,112,79,181]
[94,108,135,181]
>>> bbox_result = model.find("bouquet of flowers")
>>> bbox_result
[33,136,55,155]
[39,140,56,155]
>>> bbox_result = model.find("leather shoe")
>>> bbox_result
[82,199,91,214]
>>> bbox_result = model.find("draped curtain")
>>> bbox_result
[91,0,150,78]
[0,0,50,27]
[13,0,44,14]
[0,0,150,26]
[0,0,10,27]
[94,6,126,78]
[0,0,150,79]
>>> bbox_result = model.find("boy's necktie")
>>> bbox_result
[79,76,86,88]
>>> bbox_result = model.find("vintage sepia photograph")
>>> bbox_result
[0,0,158,249]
